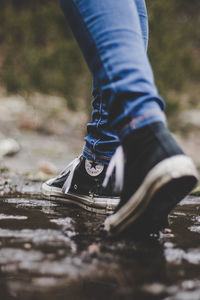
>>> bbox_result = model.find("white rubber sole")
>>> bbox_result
[104,155,198,235]
[41,182,120,215]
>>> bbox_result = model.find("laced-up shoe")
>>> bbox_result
[41,156,120,214]
[103,122,198,235]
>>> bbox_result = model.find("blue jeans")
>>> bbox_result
[60,0,166,164]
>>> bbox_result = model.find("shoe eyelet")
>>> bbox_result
[74,184,78,190]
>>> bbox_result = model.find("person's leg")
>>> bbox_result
[42,0,152,213]
[83,79,120,165]
[43,0,198,226]
[59,0,165,144]
[42,0,153,214]
[135,0,149,51]
[84,0,150,165]
[42,0,148,213]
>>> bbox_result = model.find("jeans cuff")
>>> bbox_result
[82,146,112,165]
[119,110,167,141]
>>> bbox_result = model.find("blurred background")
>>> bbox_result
[0,0,200,176]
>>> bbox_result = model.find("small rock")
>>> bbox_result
[0,138,20,157]
[162,228,172,234]
[24,243,32,249]
[142,282,166,295]
[88,244,100,255]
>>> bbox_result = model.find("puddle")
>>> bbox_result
[0,191,200,300]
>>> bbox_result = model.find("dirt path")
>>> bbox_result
[0,93,87,175]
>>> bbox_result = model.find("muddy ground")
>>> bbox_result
[0,94,200,300]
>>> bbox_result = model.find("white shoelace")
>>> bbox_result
[61,156,81,194]
[102,146,125,193]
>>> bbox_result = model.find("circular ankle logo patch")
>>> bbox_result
[85,160,104,176]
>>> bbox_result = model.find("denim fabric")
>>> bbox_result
[59,0,166,164]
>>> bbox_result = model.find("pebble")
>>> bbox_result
[0,138,20,157]
[24,243,32,249]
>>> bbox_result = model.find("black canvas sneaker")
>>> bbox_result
[103,122,198,235]
[41,156,120,215]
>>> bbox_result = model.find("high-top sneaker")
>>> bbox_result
[41,156,120,215]
[103,122,198,235]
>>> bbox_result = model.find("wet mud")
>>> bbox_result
[0,179,200,300]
